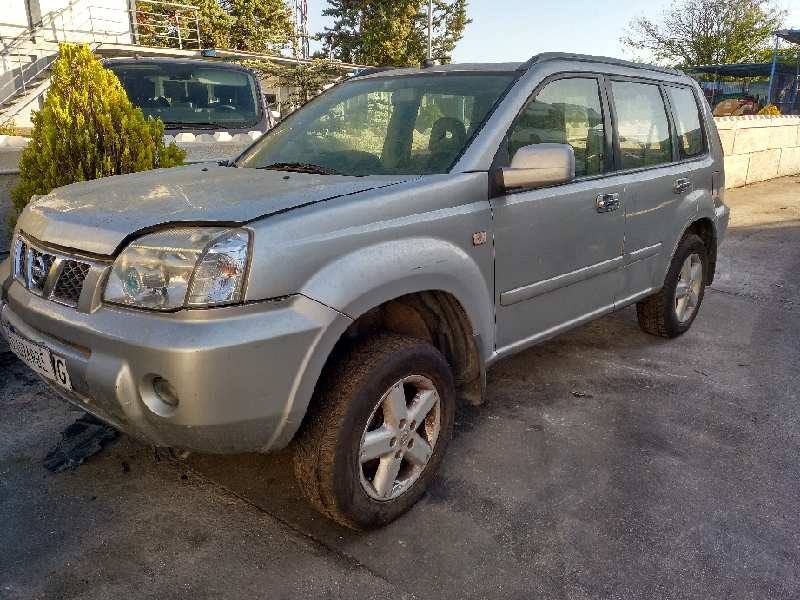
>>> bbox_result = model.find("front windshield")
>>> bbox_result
[236,73,516,176]
[108,62,261,129]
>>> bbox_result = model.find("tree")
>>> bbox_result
[221,0,295,53]
[194,0,235,49]
[321,0,471,67]
[135,0,294,54]
[244,58,346,111]
[11,44,185,216]
[621,0,786,68]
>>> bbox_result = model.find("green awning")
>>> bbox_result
[687,62,798,78]
[776,29,800,45]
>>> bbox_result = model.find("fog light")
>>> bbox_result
[152,377,180,407]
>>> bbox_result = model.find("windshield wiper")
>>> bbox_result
[163,122,225,130]
[258,162,341,175]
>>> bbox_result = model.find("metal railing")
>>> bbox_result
[131,1,202,50]
[0,0,201,115]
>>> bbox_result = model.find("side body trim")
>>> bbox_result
[500,256,623,306]
[625,242,663,265]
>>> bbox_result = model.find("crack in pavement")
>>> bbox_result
[176,458,417,598]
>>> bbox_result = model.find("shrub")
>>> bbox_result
[757,104,781,116]
[0,118,17,135]
[11,43,186,216]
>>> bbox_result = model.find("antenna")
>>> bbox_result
[427,0,433,60]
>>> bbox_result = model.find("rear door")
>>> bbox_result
[607,79,712,303]
[491,74,626,350]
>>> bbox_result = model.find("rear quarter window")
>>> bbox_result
[666,86,706,159]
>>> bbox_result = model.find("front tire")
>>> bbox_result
[637,233,708,338]
[292,333,455,530]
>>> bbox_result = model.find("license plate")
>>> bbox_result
[4,327,73,390]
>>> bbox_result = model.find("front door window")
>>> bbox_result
[507,77,607,178]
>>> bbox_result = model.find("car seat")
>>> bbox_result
[428,117,467,171]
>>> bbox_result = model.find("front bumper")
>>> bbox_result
[1,273,350,453]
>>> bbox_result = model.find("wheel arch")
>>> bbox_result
[666,216,719,286]
[268,288,486,451]
[335,289,485,403]
[685,217,718,284]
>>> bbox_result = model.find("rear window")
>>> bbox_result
[666,86,705,159]
[108,62,262,130]
[611,81,673,170]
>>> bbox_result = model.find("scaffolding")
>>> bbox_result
[767,29,800,113]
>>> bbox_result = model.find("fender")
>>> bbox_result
[266,237,494,449]
[304,237,493,341]
[662,202,720,284]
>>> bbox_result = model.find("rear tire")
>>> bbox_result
[637,233,708,338]
[292,333,455,530]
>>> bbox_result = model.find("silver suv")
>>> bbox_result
[1,54,729,529]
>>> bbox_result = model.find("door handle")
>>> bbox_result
[596,192,621,213]
[674,178,693,194]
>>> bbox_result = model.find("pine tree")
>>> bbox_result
[431,0,469,62]
[194,0,235,49]
[222,0,294,53]
[321,0,471,67]
[319,0,364,64]
[11,44,185,216]
[137,0,295,54]
[244,58,346,111]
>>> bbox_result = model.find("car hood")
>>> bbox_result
[19,165,411,255]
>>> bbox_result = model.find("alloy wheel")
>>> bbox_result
[674,252,703,323]
[358,375,442,501]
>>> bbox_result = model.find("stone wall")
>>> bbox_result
[716,115,800,188]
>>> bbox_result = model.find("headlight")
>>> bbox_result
[104,228,250,310]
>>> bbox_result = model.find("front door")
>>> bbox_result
[492,75,626,351]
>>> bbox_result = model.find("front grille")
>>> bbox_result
[12,233,99,309]
[12,237,27,283]
[28,247,56,293]
[53,260,91,306]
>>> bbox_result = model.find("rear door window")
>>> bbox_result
[611,81,672,170]
[666,86,705,159]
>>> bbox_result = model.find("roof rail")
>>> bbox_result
[519,53,683,76]
[349,66,397,78]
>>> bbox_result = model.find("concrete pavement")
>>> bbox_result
[1,176,799,599]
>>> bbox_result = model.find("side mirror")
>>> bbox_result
[499,143,575,191]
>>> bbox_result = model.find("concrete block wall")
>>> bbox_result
[715,115,800,188]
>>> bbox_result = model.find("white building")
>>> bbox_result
[1,0,145,125]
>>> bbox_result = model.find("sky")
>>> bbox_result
[304,0,800,64]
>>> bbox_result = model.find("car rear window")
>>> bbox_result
[108,62,262,130]
[611,81,673,170]
[666,86,705,159]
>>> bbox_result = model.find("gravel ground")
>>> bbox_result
[1,177,798,600]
